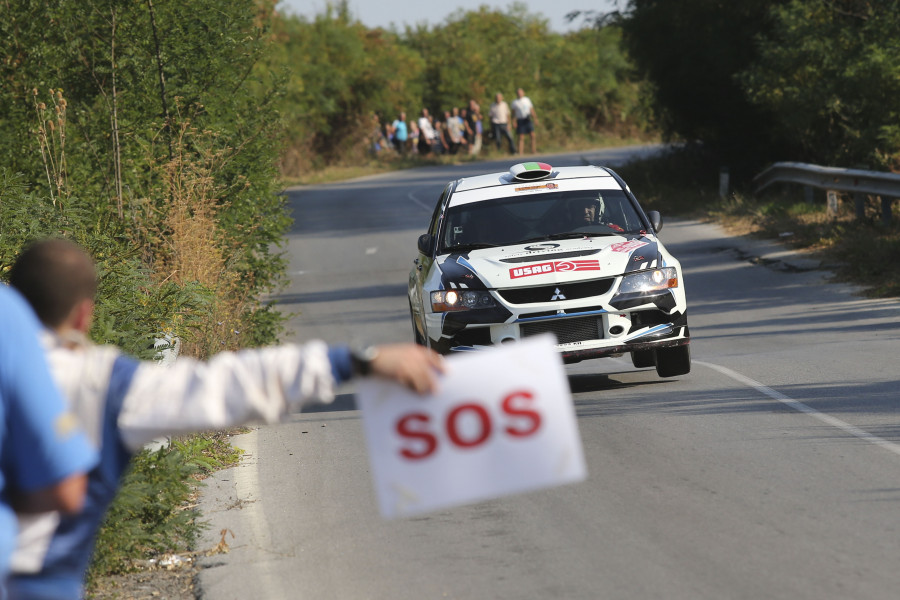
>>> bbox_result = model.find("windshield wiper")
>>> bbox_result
[444,243,498,253]
[517,232,619,244]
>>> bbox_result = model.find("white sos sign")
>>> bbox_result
[358,335,587,519]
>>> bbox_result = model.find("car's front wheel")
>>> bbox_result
[631,349,656,368]
[655,345,691,378]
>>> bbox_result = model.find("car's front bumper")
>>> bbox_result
[426,299,690,361]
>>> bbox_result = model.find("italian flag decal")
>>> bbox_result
[510,162,553,181]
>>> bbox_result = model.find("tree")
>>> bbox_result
[619,0,790,170]
[740,0,900,169]
[0,0,292,354]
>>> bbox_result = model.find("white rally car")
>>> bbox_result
[408,162,690,378]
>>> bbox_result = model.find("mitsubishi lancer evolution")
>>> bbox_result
[408,161,690,378]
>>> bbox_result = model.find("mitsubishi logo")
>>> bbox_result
[551,287,566,301]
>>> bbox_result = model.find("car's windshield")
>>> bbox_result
[439,189,646,253]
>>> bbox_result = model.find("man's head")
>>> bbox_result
[495,92,503,103]
[9,238,97,332]
[570,199,598,225]
[399,111,406,121]
[517,88,525,98]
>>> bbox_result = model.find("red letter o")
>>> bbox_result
[446,403,491,448]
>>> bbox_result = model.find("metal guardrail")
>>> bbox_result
[753,161,900,225]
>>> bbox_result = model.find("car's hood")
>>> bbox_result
[437,235,661,289]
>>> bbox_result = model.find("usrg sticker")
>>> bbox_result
[509,260,601,279]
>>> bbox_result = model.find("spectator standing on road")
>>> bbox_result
[511,87,539,155]
[489,92,516,154]
[0,285,95,587]
[409,120,420,154]
[6,239,445,600]
[432,114,447,155]
[445,108,466,155]
[466,99,483,156]
[417,108,435,156]
[391,111,409,155]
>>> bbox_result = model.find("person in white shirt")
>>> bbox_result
[488,93,516,154]
[510,87,539,155]
[417,108,436,156]
[7,238,443,599]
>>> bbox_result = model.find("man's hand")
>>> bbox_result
[13,473,88,514]
[369,344,445,395]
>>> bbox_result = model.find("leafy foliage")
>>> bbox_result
[740,0,900,169]
[271,4,649,174]
[1,0,290,587]
[618,0,790,172]
[617,0,900,175]
[87,431,243,582]
[0,0,290,356]
[88,446,202,579]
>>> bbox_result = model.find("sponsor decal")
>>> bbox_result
[515,182,559,193]
[610,239,648,253]
[509,259,601,279]
[523,243,561,252]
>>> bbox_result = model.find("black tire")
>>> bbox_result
[655,345,691,378]
[631,349,656,368]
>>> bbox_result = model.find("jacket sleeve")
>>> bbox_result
[116,341,334,452]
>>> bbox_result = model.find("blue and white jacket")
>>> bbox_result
[9,332,348,599]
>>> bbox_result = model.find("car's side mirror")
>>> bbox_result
[417,233,434,256]
[647,210,663,233]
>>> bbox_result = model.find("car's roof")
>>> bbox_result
[454,164,614,193]
[448,164,626,207]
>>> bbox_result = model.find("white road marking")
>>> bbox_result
[232,428,283,595]
[696,360,900,458]
[365,247,378,255]
[408,190,433,211]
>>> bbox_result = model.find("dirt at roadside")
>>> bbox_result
[88,565,199,600]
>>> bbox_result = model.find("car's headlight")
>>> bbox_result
[617,267,678,294]
[431,289,497,312]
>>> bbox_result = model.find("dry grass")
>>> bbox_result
[130,117,252,358]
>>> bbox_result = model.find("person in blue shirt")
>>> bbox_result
[391,111,409,154]
[0,284,96,587]
[6,238,443,599]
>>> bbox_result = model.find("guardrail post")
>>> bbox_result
[719,167,729,199]
[853,193,865,219]
[826,190,839,216]
[804,186,814,204]
[882,197,893,227]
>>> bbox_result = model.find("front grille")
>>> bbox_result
[521,316,602,344]
[497,278,614,304]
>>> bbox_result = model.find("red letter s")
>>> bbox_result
[396,413,438,460]
[502,390,541,437]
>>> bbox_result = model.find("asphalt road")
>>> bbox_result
[197,147,900,600]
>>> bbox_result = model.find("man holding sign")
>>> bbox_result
[358,335,587,519]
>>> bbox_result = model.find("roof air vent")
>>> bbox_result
[510,162,553,181]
